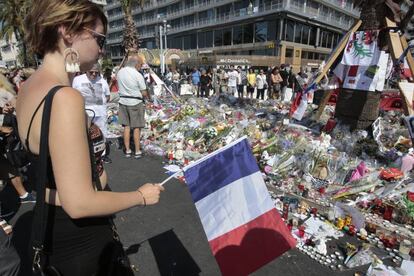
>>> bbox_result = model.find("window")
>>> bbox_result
[183,34,196,49]
[294,23,302,43]
[301,25,310,45]
[223,28,232,45]
[171,18,181,28]
[146,11,154,20]
[243,24,253,43]
[158,7,167,17]
[301,51,308,59]
[170,3,180,13]
[255,21,267,42]
[309,27,317,46]
[170,36,182,49]
[233,25,242,45]
[234,0,249,10]
[285,20,294,42]
[267,20,278,41]
[285,48,293,58]
[319,31,326,48]
[215,29,223,46]
[205,31,213,47]
[198,32,206,48]
[183,15,194,25]
[199,11,208,21]
[218,4,231,17]
[198,31,213,48]
[185,0,194,8]
[326,32,333,48]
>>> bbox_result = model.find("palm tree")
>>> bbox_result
[120,0,143,57]
[0,0,31,67]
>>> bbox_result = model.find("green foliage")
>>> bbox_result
[0,0,32,66]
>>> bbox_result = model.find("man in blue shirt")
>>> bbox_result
[191,67,201,95]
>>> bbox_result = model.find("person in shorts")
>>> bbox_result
[117,56,149,158]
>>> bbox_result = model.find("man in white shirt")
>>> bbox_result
[227,66,239,96]
[72,63,112,163]
[117,56,149,158]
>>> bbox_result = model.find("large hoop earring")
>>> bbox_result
[64,48,80,73]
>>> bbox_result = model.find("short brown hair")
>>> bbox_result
[24,0,108,58]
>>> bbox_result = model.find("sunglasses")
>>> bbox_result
[88,71,99,76]
[83,27,106,50]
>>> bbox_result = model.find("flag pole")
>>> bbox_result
[160,170,182,186]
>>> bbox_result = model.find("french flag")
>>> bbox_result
[183,137,296,276]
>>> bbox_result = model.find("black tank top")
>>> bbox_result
[24,86,106,189]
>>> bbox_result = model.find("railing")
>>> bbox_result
[107,0,355,40]
[105,0,119,9]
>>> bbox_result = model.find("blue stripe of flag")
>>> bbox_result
[184,139,259,203]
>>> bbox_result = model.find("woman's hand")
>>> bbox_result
[138,183,164,206]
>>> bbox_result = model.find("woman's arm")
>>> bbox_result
[49,88,163,219]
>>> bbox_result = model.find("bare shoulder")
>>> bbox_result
[52,87,84,108]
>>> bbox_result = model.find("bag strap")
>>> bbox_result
[86,132,120,240]
[32,85,66,271]
[119,95,145,102]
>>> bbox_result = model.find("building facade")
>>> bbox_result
[0,33,21,68]
[105,0,360,70]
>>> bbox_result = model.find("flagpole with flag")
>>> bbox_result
[183,136,296,276]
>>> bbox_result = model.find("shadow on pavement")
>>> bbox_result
[148,229,201,276]
[214,227,295,276]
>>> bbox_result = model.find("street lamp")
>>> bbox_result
[159,19,171,76]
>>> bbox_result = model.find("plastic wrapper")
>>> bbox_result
[345,246,377,268]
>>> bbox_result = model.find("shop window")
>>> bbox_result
[205,31,213,47]
[223,28,232,45]
[233,25,243,45]
[267,20,278,42]
[243,24,254,43]
[325,32,333,48]
[285,20,294,42]
[301,25,310,45]
[255,21,268,42]
[198,32,206,48]
[215,29,223,46]
[294,23,302,44]
[309,27,317,46]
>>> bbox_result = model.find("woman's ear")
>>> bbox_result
[58,25,74,45]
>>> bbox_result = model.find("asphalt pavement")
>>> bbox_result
[2,143,365,276]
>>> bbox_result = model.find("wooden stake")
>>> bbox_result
[312,20,362,121]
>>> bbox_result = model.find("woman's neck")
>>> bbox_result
[41,52,74,85]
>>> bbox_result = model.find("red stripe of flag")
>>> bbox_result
[209,209,297,276]
[348,65,359,77]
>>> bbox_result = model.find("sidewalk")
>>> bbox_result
[2,146,362,275]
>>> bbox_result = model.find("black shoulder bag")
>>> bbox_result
[87,132,134,276]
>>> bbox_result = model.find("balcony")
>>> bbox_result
[105,1,120,10]
[107,0,357,43]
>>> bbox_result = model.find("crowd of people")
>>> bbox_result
[161,64,314,102]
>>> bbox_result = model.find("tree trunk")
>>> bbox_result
[122,7,140,55]
[335,1,387,130]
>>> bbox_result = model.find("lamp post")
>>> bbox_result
[159,19,171,76]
